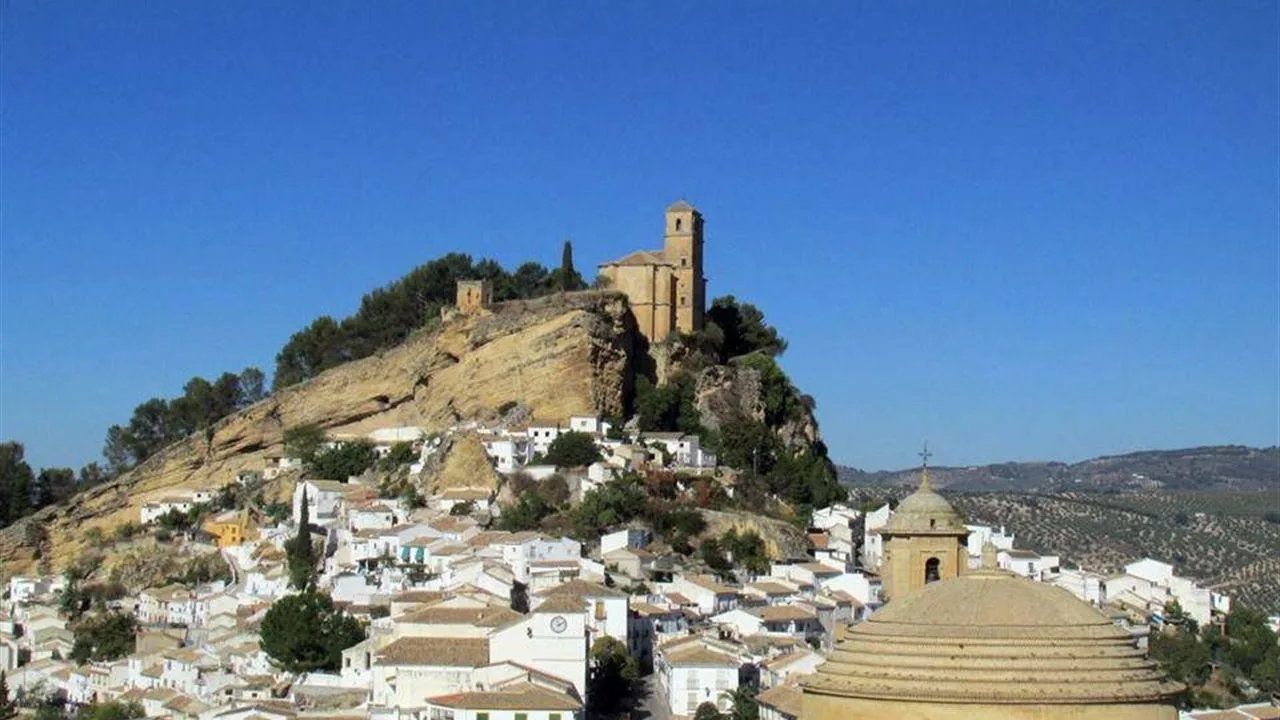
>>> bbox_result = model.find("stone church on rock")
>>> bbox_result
[598,200,707,345]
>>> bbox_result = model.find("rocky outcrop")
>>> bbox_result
[693,365,763,433]
[698,508,811,561]
[426,434,503,493]
[0,292,637,580]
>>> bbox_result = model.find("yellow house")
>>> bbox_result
[203,509,257,548]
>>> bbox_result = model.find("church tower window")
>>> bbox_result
[675,218,682,231]
[925,558,941,584]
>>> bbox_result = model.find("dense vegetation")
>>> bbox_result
[1151,606,1279,708]
[69,612,137,664]
[273,251,586,389]
[588,636,640,717]
[259,591,365,672]
[635,295,844,521]
[0,442,111,530]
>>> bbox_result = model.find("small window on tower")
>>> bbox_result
[681,256,688,266]
[675,218,683,231]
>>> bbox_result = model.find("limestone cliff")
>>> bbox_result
[0,292,636,580]
[698,508,812,560]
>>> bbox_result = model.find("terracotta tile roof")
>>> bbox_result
[630,602,678,616]
[759,605,817,622]
[666,593,693,605]
[535,579,627,599]
[398,605,523,628]
[391,590,447,605]
[747,581,796,596]
[684,574,736,594]
[755,684,802,718]
[601,249,672,268]
[664,644,739,667]
[807,533,829,550]
[534,595,586,614]
[428,682,582,711]
[795,562,841,576]
[376,637,489,667]
[762,648,820,671]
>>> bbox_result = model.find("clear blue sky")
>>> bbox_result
[2,2,1277,472]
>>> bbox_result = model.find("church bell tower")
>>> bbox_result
[663,200,705,335]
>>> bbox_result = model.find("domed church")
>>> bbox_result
[801,456,1185,719]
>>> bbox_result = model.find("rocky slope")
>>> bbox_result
[0,292,637,579]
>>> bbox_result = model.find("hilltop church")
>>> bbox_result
[598,200,707,345]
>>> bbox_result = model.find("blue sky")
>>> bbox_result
[2,2,1276,472]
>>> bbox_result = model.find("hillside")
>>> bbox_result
[0,292,637,577]
[1,287,839,581]
[840,445,1279,492]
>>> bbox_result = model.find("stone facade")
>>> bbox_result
[803,483,1184,720]
[878,478,969,602]
[599,200,706,345]
[456,279,493,313]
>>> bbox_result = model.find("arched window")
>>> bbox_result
[925,557,941,584]
[675,218,683,231]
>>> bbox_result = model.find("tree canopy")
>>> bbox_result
[70,612,137,664]
[273,253,580,389]
[260,592,365,673]
[544,431,603,468]
[588,636,639,717]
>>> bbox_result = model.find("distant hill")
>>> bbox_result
[840,445,1279,492]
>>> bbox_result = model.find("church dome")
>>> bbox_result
[802,571,1185,705]
[882,482,967,535]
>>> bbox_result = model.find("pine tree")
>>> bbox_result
[288,489,315,590]
[560,240,574,292]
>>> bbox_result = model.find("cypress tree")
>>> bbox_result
[288,489,315,590]
[560,240,574,291]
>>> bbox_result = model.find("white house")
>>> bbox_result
[666,574,738,616]
[655,637,740,717]
[527,424,561,456]
[140,490,211,525]
[643,433,716,468]
[1055,568,1107,606]
[533,579,628,645]
[600,528,647,556]
[628,601,689,672]
[568,416,612,435]
[861,503,891,570]
[998,549,1060,582]
[965,524,1015,566]
[292,479,350,526]
[481,437,532,474]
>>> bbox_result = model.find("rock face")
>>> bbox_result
[693,365,763,433]
[426,434,504,493]
[698,508,811,560]
[0,292,637,580]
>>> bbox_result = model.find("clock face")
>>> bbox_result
[550,615,568,634]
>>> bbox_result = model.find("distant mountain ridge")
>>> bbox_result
[840,445,1279,492]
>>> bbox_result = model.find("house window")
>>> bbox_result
[477,713,489,720]
[925,557,941,584]
[515,714,528,720]
[549,714,561,720]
